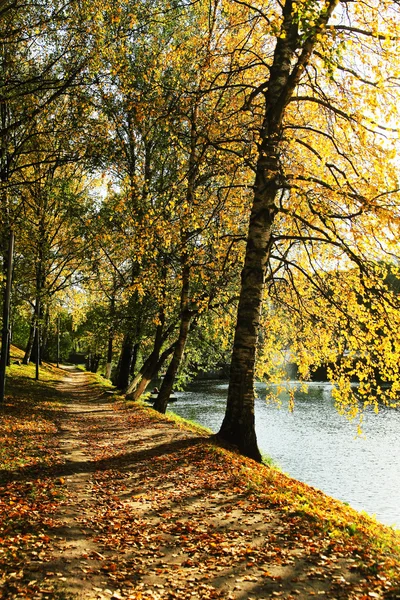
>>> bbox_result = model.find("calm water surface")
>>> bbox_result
[168,380,400,529]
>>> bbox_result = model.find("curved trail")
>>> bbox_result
[48,367,200,599]
[27,368,373,600]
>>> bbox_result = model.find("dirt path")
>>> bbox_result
[45,368,215,600]
[12,368,399,600]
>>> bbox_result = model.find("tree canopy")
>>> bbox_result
[1,0,400,461]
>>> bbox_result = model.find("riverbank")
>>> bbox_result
[168,380,400,528]
[1,351,400,599]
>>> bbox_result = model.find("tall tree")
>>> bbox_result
[90,0,253,405]
[218,0,400,460]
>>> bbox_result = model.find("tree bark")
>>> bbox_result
[129,343,176,401]
[154,262,191,414]
[86,351,92,372]
[125,314,165,396]
[35,297,40,381]
[125,341,162,398]
[40,304,50,361]
[0,228,14,403]
[130,342,139,377]
[218,142,278,462]
[115,333,133,390]
[105,327,113,379]
[91,354,101,373]
[153,314,191,413]
[218,0,339,461]
[0,49,12,403]
[30,316,42,367]
[105,293,116,379]
[23,314,36,364]
[56,315,60,367]
[6,316,11,367]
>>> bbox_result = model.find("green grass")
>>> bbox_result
[261,452,281,469]
[123,392,213,435]
[164,410,213,435]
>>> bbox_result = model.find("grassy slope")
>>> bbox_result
[132,401,400,596]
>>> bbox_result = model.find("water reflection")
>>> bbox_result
[169,380,400,529]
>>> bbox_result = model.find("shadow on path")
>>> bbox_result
[0,436,207,483]
[2,364,397,600]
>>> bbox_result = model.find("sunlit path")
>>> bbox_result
[2,363,400,599]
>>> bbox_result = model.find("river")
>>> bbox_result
[167,380,400,530]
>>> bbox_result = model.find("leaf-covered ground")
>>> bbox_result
[1,352,400,599]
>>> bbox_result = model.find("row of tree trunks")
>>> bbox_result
[23,217,46,376]
[86,352,101,373]
[153,107,198,413]
[124,311,166,395]
[126,103,203,410]
[23,305,51,366]
[154,258,191,414]
[129,343,177,401]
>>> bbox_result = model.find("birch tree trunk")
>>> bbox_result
[125,310,166,396]
[126,343,176,401]
[218,0,339,461]
[218,142,279,461]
